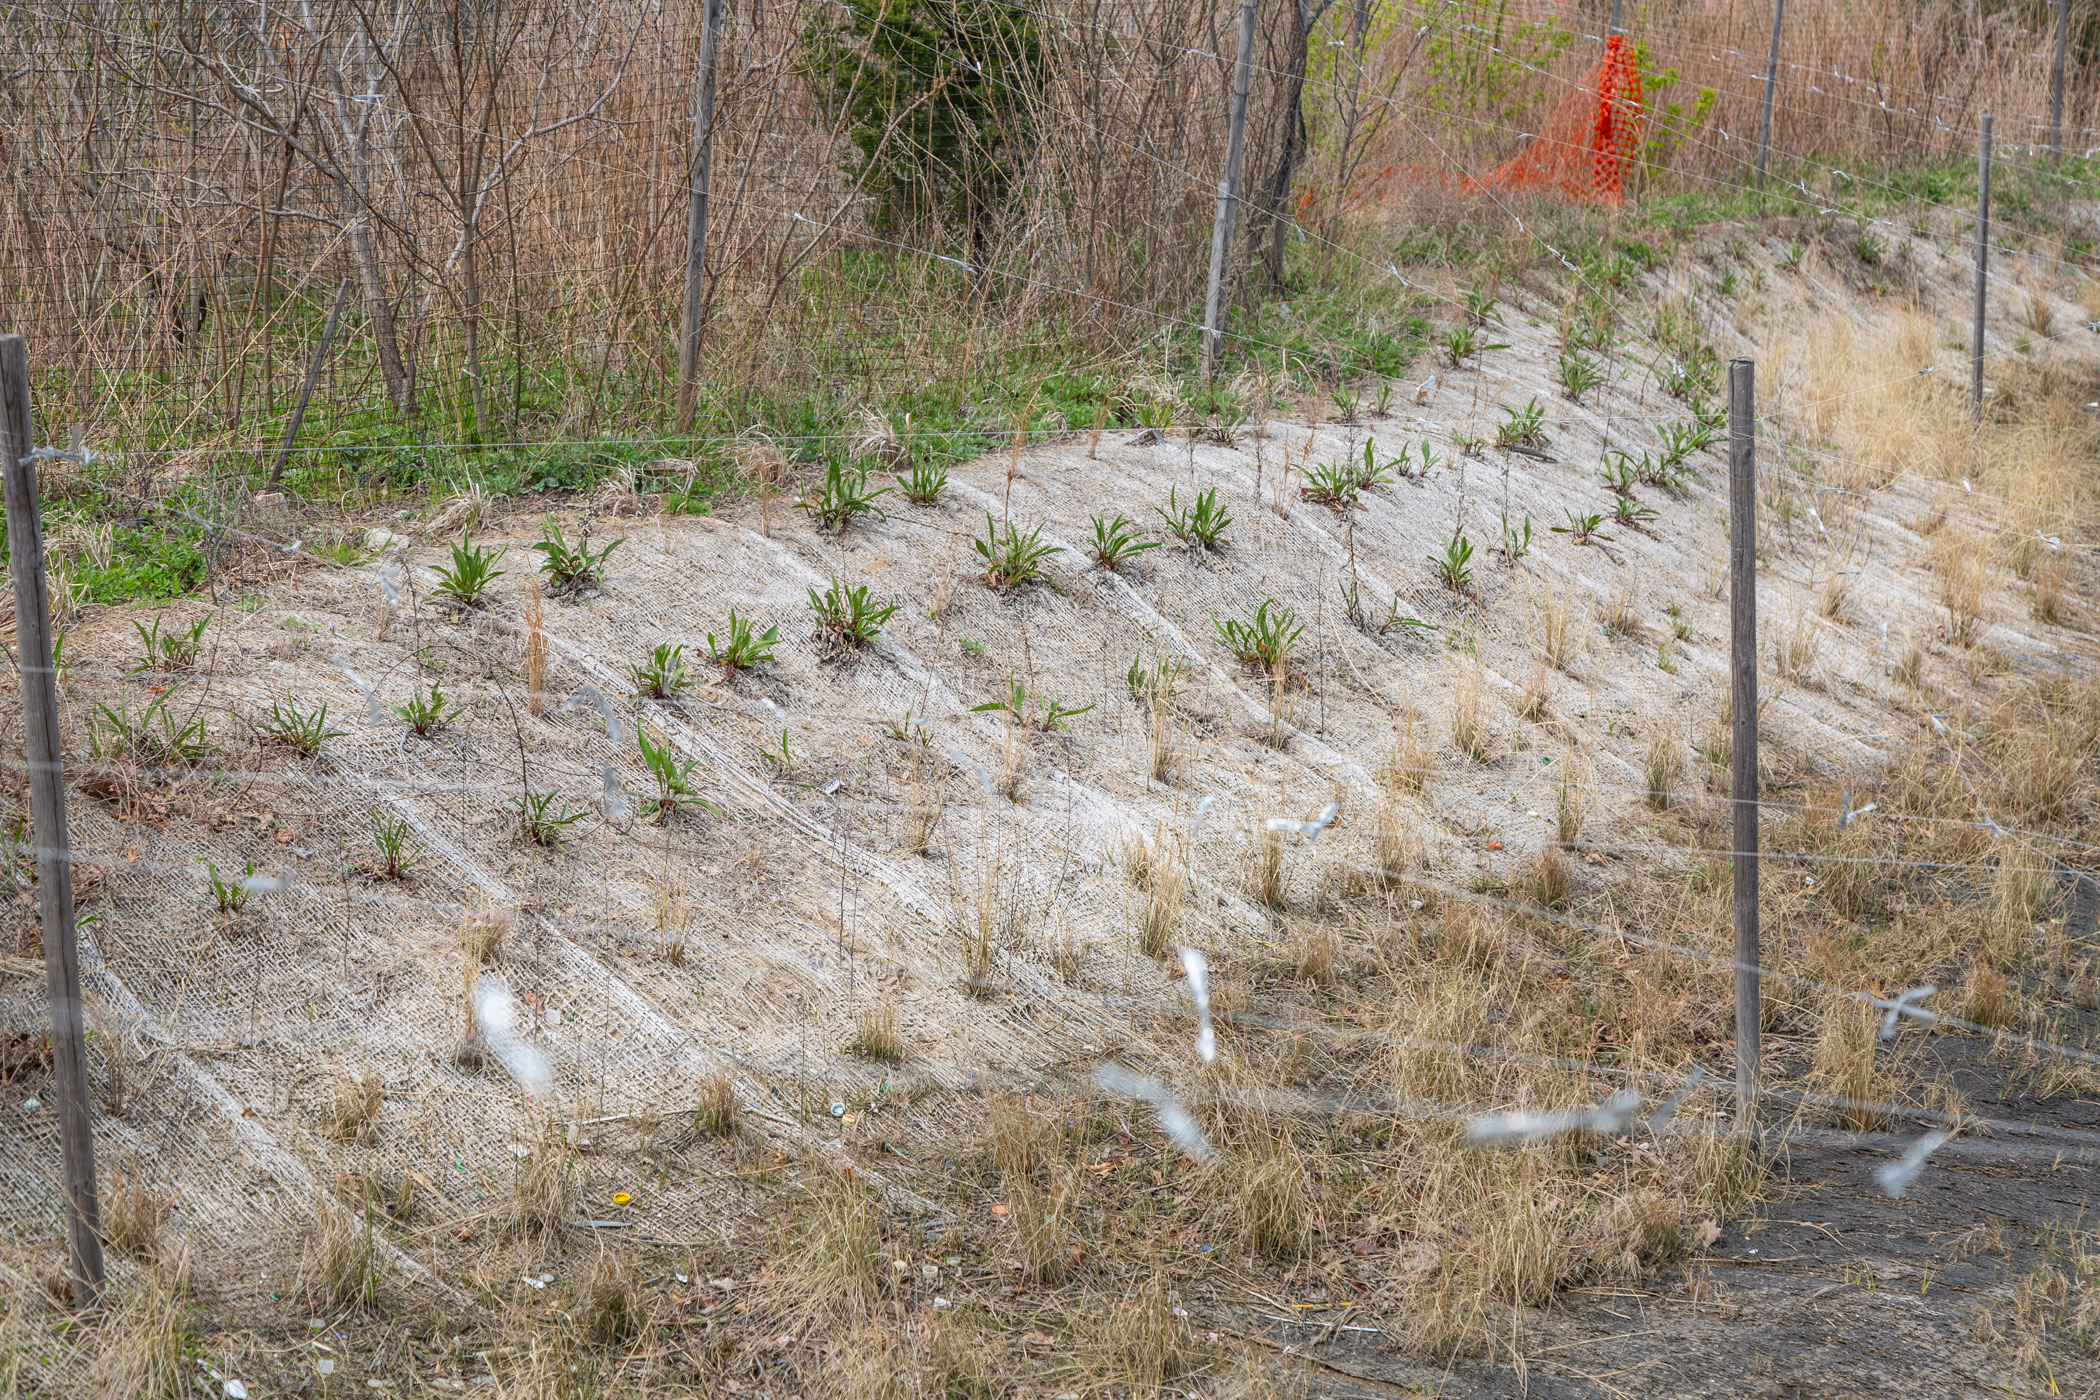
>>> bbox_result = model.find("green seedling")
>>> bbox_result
[637,725,718,823]
[434,532,505,609]
[706,612,778,680]
[202,858,253,915]
[628,643,690,699]
[799,460,891,534]
[1432,529,1475,593]
[531,515,622,595]
[808,576,898,648]
[1155,485,1231,550]
[369,809,423,878]
[971,673,1095,733]
[256,696,346,757]
[514,790,587,849]
[1556,350,1605,401]
[1552,509,1608,545]
[1088,513,1159,571]
[392,682,459,737]
[1212,599,1301,674]
[974,514,1063,587]
[1301,461,1360,510]
[896,460,947,506]
[131,613,207,674]
[1494,399,1547,449]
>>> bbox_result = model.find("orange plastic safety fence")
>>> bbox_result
[1465,35,1644,206]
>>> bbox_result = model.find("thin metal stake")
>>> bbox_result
[1727,357,1760,1133]
[0,334,105,1303]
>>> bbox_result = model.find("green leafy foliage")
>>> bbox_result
[1353,440,1397,492]
[1442,322,1510,367]
[91,689,217,766]
[1212,599,1302,674]
[804,0,1043,244]
[974,513,1063,587]
[1612,494,1659,528]
[897,460,948,505]
[706,612,780,680]
[255,696,346,757]
[1552,509,1608,545]
[1301,460,1360,510]
[970,673,1095,732]
[637,726,719,823]
[799,460,892,534]
[628,643,690,699]
[202,858,253,915]
[130,613,207,674]
[1494,399,1547,449]
[530,515,623,595]
[391,682,459,737]
[1155,485,1231,550]
[434,532,505,609]
[1088,513,1159,571]
[1498,511,1534,560]
[1556,350,1605,401]
[514,790,587,849]
[809,576,898,648]
[369,809,423,878]
[1431,529,1475,593]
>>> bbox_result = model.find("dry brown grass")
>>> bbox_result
[1774,609,1822,684]
[846,998,906,1062]
[1448,658,1490,762]
[1246,826,1287,913]
[522,585,548,715]
[692,1068,741,1138]
[1126,825,1190,955]
[1382,709,1431,793]
[101,1156,170,1262]
[1533,592,1586,671]
[302,1180,391,1308]
[1517,658,1551,723]
[81,1248,193,1399]
[324,1070,384,1145]
[1811,997,1888,1130]
[1963,963,2010,1029]
[1931,531,1989,647]
[1644,727,1685,810]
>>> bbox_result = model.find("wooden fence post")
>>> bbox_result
[1201,0,1258,383]
[675,0,726,433]
[1727,356,1760,1132]
[1756,0,1785,185]
[0,334,105,1303]
[2051,0,2069,160]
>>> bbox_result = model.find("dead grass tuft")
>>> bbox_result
[846,998,906,1062]
[1534,592,1586,671]
[1125,825,1190,955]
[324,1070,384,1145]
[1811,997,1887,1130]
[1247,825,1287,913]
[1644,727,1685,810]
[1527,843,1572,909]
[81,1247,193,1398]
[1448,658,1491,762]
[576,1250,641,1346]
[793,1166,883,1326]
[302,1179,391,1308]
[1962,963,2009,1029]
[692,1068,741,1138]
[101,1156,170,1262]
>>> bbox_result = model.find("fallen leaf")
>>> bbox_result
[988,1203,1009,1218]
[1694,1219,1721,1248]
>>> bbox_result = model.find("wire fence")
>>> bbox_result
[1,1,2098,1380]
